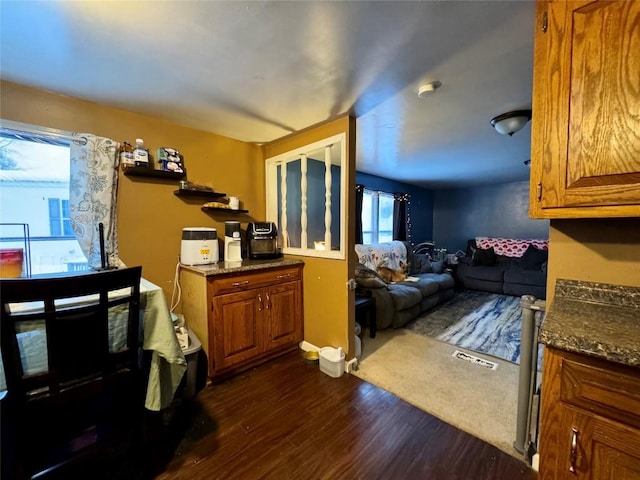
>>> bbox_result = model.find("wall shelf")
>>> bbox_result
[123,167,186,180]
[174,189,226,199]
[201,206,249,214]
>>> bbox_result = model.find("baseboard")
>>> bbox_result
[299,340,319,352]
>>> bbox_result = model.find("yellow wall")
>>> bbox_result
[264,116,357,356]
[1,80,356,357]
[1,80,265,300]
[547,218,640,304]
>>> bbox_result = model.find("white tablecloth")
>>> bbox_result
[0,278,187,411]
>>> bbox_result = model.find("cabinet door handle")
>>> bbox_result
[569,427,578,473]
[265,292,270,309]
[258,294,263,311]
[276,273,291,279]
[536,182,542,202]
[232,280,249,287]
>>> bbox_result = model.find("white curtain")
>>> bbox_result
[69,134,124,269]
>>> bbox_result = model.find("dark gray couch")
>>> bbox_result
[354,241,454,330]
[455,239,547,299]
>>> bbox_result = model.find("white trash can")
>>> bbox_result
[319,347,345,378]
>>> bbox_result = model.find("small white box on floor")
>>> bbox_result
[319,347,345,378]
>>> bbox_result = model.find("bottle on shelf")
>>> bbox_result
[119,141,134,170]
[133,138,150,168]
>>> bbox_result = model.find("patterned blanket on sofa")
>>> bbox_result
[355,241,408,271]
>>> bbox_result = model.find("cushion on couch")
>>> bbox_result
[399,275,440,297]
[410,254,445,274]
[387,283,423,311]
[504,268,546,287]
[519,244,548,270]
[457,259,510,282]
[355,262,389,289]
[472,247,497,266]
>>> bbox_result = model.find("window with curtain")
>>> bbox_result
[362,189,394,244]
[0,122,89,275]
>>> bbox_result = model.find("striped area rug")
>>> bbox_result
[405,289,544,366]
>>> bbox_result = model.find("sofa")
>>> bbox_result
[354,241,455,330]
[455,237,548,299]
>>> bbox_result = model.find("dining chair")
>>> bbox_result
[0,266,145,479]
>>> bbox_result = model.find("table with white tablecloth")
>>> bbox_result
[0,278,187,411]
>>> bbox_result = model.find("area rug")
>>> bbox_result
[405,290,543,367]
[352,328,532,458]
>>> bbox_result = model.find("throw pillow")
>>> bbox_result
[355,263,389,289]
[472,247,496,266]
[410,254,433,274]
[520,244,548,270]
[431,260,445,274]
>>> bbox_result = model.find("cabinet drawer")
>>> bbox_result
[561,356,640,430]
[210,266,301,296]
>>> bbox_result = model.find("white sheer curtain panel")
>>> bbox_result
[69,134,124,269]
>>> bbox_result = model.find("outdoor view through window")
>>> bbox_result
[362,189,394,244]
[0,130,88,276]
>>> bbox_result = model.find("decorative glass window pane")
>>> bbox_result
[266,133,346,259]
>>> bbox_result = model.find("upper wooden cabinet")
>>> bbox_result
[530,0,640,218]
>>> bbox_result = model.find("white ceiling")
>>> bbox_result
[0,0,536,189]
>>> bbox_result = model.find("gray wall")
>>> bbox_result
[433,181,550,254]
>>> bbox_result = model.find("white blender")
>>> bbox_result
[224,221,242,261]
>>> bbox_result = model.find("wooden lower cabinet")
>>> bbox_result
[539,347,640,479]
[212,289,264,370]
[212,280,301,371]
[180,263,303,380]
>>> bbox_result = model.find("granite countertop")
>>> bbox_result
[539,279,640,368]
[180,257,304,277]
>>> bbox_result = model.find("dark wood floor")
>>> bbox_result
[43,350,536,479]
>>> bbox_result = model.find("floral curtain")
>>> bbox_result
[69,134,123,269]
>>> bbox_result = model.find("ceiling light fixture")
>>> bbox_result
[490,109,532,136]
[418,81,441,98]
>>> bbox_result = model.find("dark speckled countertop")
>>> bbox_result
[539,279,640,368]
[179,257,304,276]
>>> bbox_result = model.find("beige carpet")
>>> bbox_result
[351,328,532,458]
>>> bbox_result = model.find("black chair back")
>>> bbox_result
[0,266,144,479]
